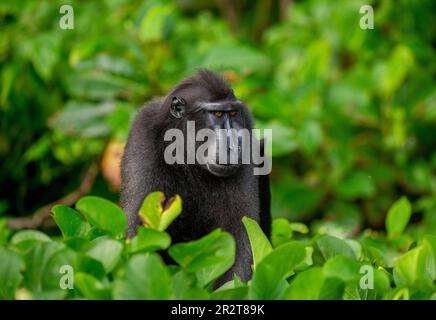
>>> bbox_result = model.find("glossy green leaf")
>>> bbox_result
[393,240,435,291]
[323,255,361,282]
[0,247,24,299]
[249,242,306,299]
[76,196,127,236]
[138,192,164,230]
[23,242,65,292]
[271,218,292,248]
[138,192,182,231]
[159,195,182,231]
[242,216,272,268]
[52,205,90,239]
[10,230,51,250]
[129,227,171,254]
[113,254,172,299]
[386,197,412,239]
[41,247,78,291]
[0,219,11,245]
[295,246,314,271]
[86,238,123,274]
[317,235,356,260]
[169,229,235,287]
[75,272,111,300]
[211,287,248,300]
[78,256,106,280]
[285,267,325,300]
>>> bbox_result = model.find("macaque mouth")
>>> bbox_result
[205,161,241,177]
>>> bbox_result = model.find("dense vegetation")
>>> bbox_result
[0,0,435,300]
[0,194,435,300]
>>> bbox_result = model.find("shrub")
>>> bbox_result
[0,194,434,300]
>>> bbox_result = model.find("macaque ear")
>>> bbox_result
[170,96,186,118]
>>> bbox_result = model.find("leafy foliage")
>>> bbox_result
[0,0,435,301]
[1,0,435,235]
[0,195,435,300]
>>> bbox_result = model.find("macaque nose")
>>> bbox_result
[214,128,242,165]
[227,134,241,152]
[227,132,242,165]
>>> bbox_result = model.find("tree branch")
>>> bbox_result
[7,163,99,230]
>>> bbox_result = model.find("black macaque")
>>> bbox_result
[120,70,270,286]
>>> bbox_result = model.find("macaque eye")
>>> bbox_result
[214,111,223,118]
[229,111,237,117]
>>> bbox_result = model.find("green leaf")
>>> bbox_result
[139,192,182,231]
[256,120,297,156]
[379,45,414,98]
[319,278,345,299]
[76,196,127,236]
[249,242,306,299]
[386,197,412,239]
[75,273,111,300]
[22,32,61,81]
[424,235,436,267]
[78,256,106,280]
[65,73,145,101]
[271,218,292,247]
[390,288,410,300]
[0,247,24,299]
[180,288,210,299]
[51,101,115,138]
[295,246,314,271]
[159,195,182,231]
[23,242,65,292]
[290,222,309,234]
[138,192,164,229]
[297,120,323,155]
[41,247,78,291]
[323,255,361,282]
[200,45,272,75]
[52,205,90,239]
[172,270,196,299]
[211,287,248,300]
[86,227,109,240]
[0,218,11,245]
[139,3,175,42]
[113,254,172,299]
[171,269,210,299]
[242,216,272,268]
[10,230,51,250]
[317,235,356,260]
[86,238,123,274]
[169,229,235,287]
[393,240,435,291]
[64,237,90,252]
[285,267,325,300]
[129,227,171,254]
[31,290,67,300]
[336,172,375,200]
[373,268,391,294]
[343,284,377,300]
[345,239,363,260]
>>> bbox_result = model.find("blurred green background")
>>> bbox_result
[0,0,435,237]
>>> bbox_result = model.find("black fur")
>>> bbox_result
[120,70,271,284]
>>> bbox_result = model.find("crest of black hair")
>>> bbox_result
[120,69,270,286]
[169,69,235,101]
